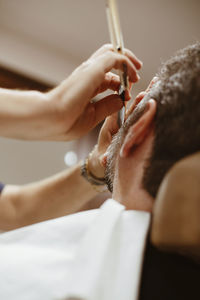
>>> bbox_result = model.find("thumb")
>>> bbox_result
[94,94,123,125]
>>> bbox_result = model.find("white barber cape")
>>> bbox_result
[0,199,150,300]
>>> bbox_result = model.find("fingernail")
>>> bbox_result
[136,73,141,81]
[139,60,143,67]
[149,99,155,105]
[127,89,131,100]
[120,146,124,157]
[153,76,159,82]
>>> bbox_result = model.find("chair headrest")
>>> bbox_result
[151,152,200,262]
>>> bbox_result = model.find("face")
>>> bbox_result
[105,94,150,192]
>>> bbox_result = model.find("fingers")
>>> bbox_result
[146,76,159,92]
[90,44,113,59]
[93,72,121,96]
[90,44,142,70]
[97,112,119,155]
[95,51,140,84]
[126,92,146,118]
[135,91,147,103]
[102,112,119,136]
[93,72,132,101]
[94,94,123,126]
[123,48,143,70]
[77,44,142,105]
[125,76,159,119]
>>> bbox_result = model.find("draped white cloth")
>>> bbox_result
[0,199,150,300]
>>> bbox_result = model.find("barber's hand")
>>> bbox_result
[88,90,145,178]
[126,76,159,117]
[88,113,119,178]
[87,92,145,179]
[48,44,142,140]
[88,76,159,178]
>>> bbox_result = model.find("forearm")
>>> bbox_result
[0,162,98,230]
[0,88,64,140]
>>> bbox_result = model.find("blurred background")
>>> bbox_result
[0,0,199,184]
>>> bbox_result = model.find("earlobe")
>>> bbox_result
[120,99,157,158]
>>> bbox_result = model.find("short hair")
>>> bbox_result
[143,42,200,197]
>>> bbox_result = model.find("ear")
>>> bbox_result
[120,99,157,158]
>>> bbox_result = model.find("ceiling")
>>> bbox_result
[0,0,199,184]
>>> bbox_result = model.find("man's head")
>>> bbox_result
[105,42,200,207]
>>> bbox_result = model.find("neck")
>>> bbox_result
[112,161,154,212]
[112,132,154,212]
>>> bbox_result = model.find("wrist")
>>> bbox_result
[81,150,107,193]
[88,145,105,179]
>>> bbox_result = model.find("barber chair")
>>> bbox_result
[151,151,200,261]
[138,152,200,300]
